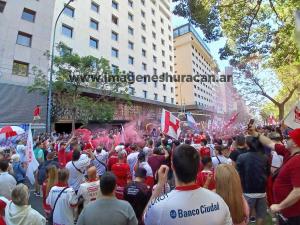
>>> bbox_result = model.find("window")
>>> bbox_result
[153,56,157,63]
[128,0,133,7]
[161,28,164,34]
[90,19,99,30]
[171,98,174,104]
[143,90,147,99]
[112,15,118,25]
[16,32,32,47]
[161,17,164,23]
[151,8,155,15]
[128,41,134,50]
[128,56,134,65]
[161,39,165,46]
[111,64,119,74]
[152,44,156,51]
[171,87,174,93]
[152,20,156,27]
[141,23,146,31]
[112,1,118,9]
[141,10,145,18]
[162,50,165,56]
[142,49,146,57]
[111,31,118,41]
[163,96,167,103]
[91,2,99,12]
[12,60,29,76]
[62,24,73,38]
[141,0,145,5]
[169,45,172,51]
[170,66,173,72]
[169,55,172,61]
[128,12,133,21]
[21,8,36,22]
[128,26,134,35]
[129,87,135,95]
[0,1,6,13]
[163,84,166,90]
[162,61,166,68]
[168,25,171,31]
[169,35,172,41]
[152,32,156,39]
[63,5,74,17]
[89,37,98,49]
[111,48,119,58]
[142,63,147,71]
[60,46,72,56]
[154,93,158,100]
[141,36,146,43]
[153,68,157,75]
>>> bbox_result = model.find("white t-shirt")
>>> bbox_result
[66,154,91,191]
[77,180,100,207]
[46,186,78,225]
[0,172,17,200]
[212,155,231,168]
[144,187,232,225]
[127,151,139,176]
[92,150,109,176]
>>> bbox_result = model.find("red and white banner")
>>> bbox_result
[161,109,181,140]
[284,101,300,129]
[26,124,39,184]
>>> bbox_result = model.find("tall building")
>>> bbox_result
[173,23,218,118]
[0,0,176,128]
[53,0,175,104]
[0,0,54,127]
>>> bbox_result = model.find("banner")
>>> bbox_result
[224,113,239,129]
[161,109,181,139]
[25,124,39,184]
[186,112,197,130]
[284,101,300,130]
[120,125,126,143]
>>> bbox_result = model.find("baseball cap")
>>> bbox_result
[288,128,300,148]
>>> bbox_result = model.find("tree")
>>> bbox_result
[173,0,300,68]
[234,59,300,120]
[28,43,129,132]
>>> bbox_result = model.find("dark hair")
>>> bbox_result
[153,147,161,155]
[96,146,103,153]
[138,151,146,162]
[236,135,246,147]
[135,167,147,179]
[0,160,9,172]
[172,144,199,183]
[100,172,116,195]
[184,139,191,145]
[201,139,208,145]
[58,168,69,182]
[215,145,223,155]
[246,136,264,153]
[72,150,81,161]
[201,156,212,166]
[173,140,181,146]
[147,139,154,146]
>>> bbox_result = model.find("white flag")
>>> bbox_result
[161,109,181,139]
[25,125,39,184]
[284,101,300,130]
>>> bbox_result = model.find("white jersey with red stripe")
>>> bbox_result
[144,185,232,225]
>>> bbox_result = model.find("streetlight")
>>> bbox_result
[46,0,74,133]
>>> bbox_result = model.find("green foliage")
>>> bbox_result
[28,42,130,126]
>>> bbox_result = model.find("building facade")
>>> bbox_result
[0,0,54,126]
[173,23,218,114]
[0,0,177,128]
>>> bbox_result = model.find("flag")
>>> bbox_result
[186,112,197,130]
[25,124,39,184]
[224,113,239,129]
[284,101,300,130]
[161,109,181,139]
[120,125,126,143]
[268,114,276,125]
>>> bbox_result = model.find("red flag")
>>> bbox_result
[224,113,239,129]
[161,109,181,139]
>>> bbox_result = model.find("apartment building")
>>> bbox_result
[173,23,218,112]
[52,0,175,104]
[0,0,176,127]
[0,0,54,126]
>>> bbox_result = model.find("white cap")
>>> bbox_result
[115,145,125,152]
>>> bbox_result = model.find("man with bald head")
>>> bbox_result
[77,166,101,207]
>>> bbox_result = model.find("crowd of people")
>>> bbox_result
[0,124,299,225]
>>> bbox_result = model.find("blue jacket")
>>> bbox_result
[12,162,26,182]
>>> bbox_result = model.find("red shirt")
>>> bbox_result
[33,106,41,116]
[199,147,211,158]
[273,154,300,217]
[57,147,73,167]
[196,170,216,190]
[42,181,51,215]
[148,155,165,177]
[275,144,290,163]
[111,162,131,200]
[107,154,118,171]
